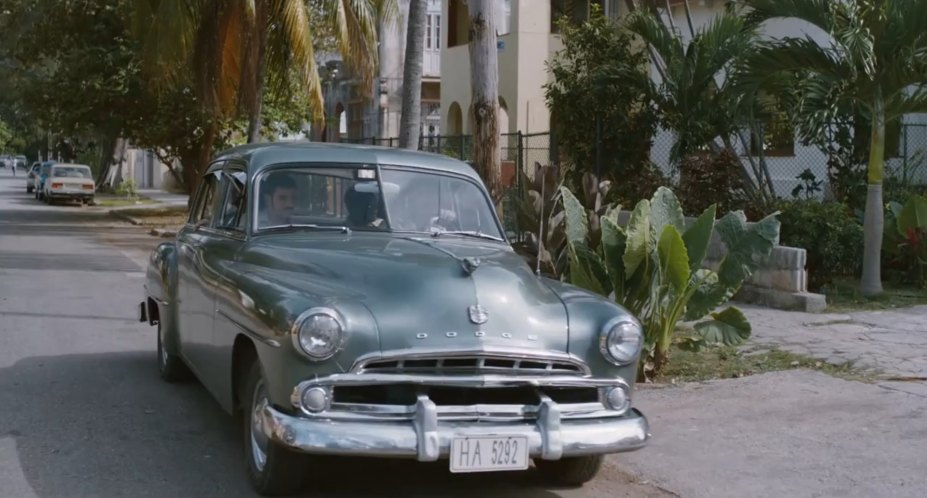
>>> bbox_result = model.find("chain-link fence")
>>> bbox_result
[339,122,927,235]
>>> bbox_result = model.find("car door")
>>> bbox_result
[197,163,250,408]
[176,166,223,379]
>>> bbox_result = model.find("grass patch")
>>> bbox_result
[95,196,158,207]
[654,345,877,384]
[820,278,927,312]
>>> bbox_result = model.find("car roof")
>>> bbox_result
[51,163,91,169]
[211,142,480,181]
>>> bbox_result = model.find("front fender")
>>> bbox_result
[542,279,641,389]
[145,241,180,354]
[214,266,381,410]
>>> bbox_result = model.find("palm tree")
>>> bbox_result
[741,0,927,296]
[625,8,776,202]
[399,0,426,150]
[133,0,392,190]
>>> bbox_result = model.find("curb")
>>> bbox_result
[108,209,144,226]
[148,228,178,239]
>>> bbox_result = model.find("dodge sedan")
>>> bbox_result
[138,143,650,495]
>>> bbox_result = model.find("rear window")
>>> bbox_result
[52,166,92,178]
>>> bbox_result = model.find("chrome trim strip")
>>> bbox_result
[351,347,591,375]
[298,373,619,388]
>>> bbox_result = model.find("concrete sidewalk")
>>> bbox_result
[742,304,927,396]
[616,369,927,498]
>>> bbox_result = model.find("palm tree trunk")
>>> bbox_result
[468,0,502,206]
[246,1,269,144]
[399,0,426,150]
[861,90,886,296]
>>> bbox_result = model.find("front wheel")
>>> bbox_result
[534,455,604,487]
[26,186,32,193]
[242,361,307,496]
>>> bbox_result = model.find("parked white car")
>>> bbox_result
[42,164,95,205]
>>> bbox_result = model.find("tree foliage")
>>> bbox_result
[544,6,662,204]
[740,0,927,295]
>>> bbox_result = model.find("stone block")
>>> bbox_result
[733,285,827,313]
[771,269,806,293]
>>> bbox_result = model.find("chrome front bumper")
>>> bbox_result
[258,385,650,461]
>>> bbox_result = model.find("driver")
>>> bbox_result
[259,173,297,226]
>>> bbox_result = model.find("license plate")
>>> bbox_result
[449,435,529,473]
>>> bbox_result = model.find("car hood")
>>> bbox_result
[240,233,570,354]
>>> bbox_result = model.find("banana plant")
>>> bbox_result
[563,186,780,377]
[514,163,616,277]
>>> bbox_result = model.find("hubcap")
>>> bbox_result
[250,379,270,472]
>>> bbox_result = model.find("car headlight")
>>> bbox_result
[291,308,345,361]
[599,318,643,365]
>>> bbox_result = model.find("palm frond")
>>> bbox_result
[134,0,199,88]
[372,0,399,27]
[320,0,380,95]
[885,85,927,121]
[270,0,323,119]
[624,8,683,72]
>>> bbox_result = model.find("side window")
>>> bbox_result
[190,171,221,225]
[216,169,247,231]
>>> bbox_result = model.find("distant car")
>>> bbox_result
[33,161,56,200]
[15,155,27,170]
[42,163,95,205]
[0,155,7,168]
[26,163,40,193]
[138,143,649,496]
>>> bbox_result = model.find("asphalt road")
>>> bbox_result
[0,173,669,498]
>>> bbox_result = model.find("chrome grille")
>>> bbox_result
[354,353,588,376]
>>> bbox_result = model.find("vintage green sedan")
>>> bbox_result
[138,142,650,495]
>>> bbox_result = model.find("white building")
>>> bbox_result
[318,0,444,142]
[438,0,927,195]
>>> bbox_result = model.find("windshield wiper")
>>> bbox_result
[430,229,503,242]
[260,223,351,234]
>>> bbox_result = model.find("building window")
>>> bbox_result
[426,14,433,49]
[435,14,441,49]
[447,0,469,47]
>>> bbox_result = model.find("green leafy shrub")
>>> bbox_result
[115,178,138,199]
[776,200,863,290]
[563,186,780,379]
[675,149,748,216]
[884,194,927,287]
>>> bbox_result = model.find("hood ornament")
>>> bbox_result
[462,257,481,275]
[468,305,488,325]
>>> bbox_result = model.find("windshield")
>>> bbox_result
[253,165,502,239]
[52,166,92,178]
